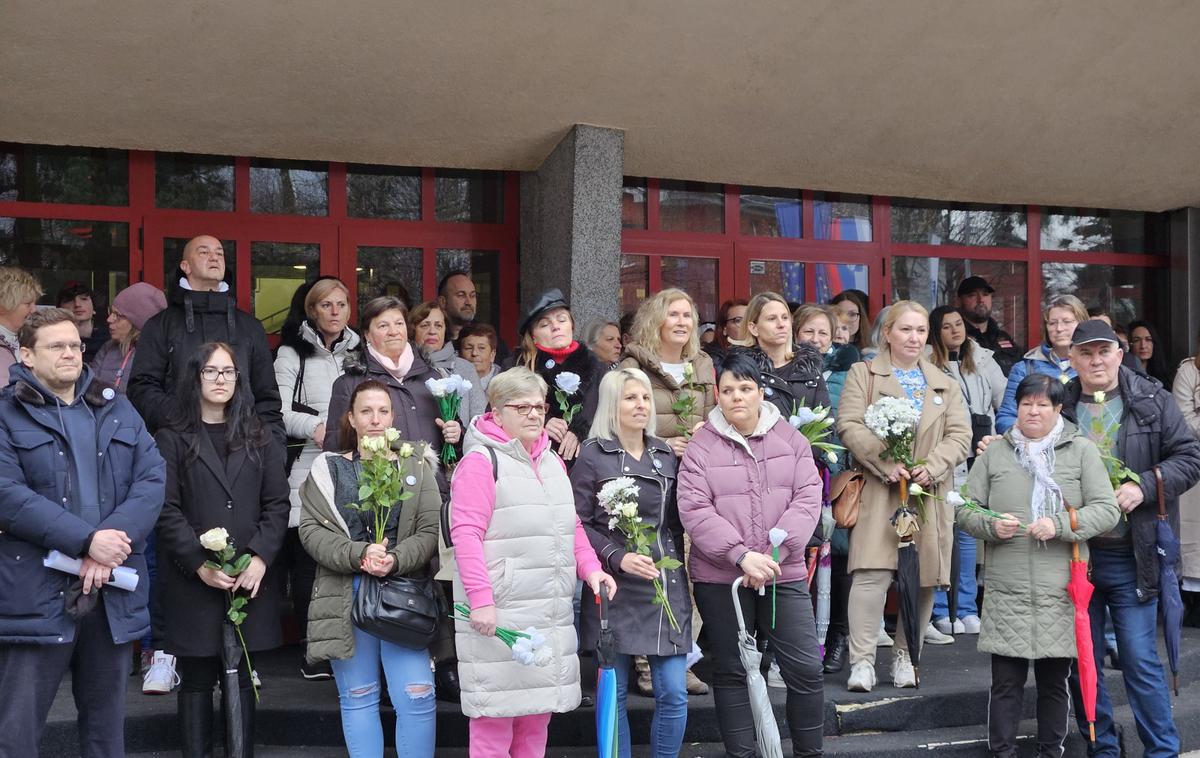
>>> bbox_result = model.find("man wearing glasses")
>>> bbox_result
[0,307,165,758]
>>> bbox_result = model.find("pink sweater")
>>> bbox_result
[450,414,602,608]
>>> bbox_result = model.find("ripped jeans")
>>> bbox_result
[330,582,437,758]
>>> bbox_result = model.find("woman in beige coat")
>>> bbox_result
[1172,348,1200,593]
[836,300,971,692]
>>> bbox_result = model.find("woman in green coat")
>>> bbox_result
[958,373,1119,758]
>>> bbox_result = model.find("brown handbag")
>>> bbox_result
[831,368,874,528]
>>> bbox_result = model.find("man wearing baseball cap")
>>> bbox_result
[957,276,1022,375]
[1060,319,1200,756]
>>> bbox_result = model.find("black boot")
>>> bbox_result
[435,661,462,703]
[823,632,848,674]
[178,690,213,758]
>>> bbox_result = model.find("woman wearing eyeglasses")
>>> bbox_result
[155,342,290,757]
[995,295,1088,434]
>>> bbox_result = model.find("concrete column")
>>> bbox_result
[1168,207,1200,362]
[519,124,623,341]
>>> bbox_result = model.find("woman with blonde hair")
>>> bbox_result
[0,266,42,386]
[836,300,971,692]
[995,294,1088,433]
[619,288,717,459]
[734,292,829,419]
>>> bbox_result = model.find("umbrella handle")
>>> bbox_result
[731,577,750,634]
[1068,507,1080,563]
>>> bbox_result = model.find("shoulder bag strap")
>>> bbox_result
[292,352,307,406]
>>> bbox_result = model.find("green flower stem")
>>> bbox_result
[771,546,780,629]
[227,589,258,703]
[653,577,680,633]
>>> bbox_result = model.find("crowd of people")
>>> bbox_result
[0,235,1197,758]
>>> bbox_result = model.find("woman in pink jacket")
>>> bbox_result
[678,350,825,758]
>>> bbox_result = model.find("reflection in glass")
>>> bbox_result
[437,249,501,328]
[251,242,320,332]
[739,187,801,238]
[619,254,649,316]
[0,144,128,206]
[347,164,421,220]
[815,264,869,304]
[813,193,872,241]
[250,159,328,216]
[749,260,805,304]
[163,238,237,290]
[357,247,422,315]
[0,218,129,308]
[435,170,504,223]
[1040,208,1167,254]
[1042,262,1161,331]
[622,177,647,229]
[891,257,1027,346]
[891,198,1025,247]
[155,153,235,211]
[659,181,723,233]
[662,256,718,321]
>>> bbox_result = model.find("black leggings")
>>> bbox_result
[988,655,1071,758]
[177,655,252,694]
[693,580,824,758]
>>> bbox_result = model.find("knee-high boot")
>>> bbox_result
[177,690,213,758]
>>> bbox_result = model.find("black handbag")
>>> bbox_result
[959,373,994,457]
[285,356,319,475]
[351,573,442,650]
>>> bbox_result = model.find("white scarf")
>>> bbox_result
[1009,415,1066,520]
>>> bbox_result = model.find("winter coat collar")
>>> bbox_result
[9,363,115,410]
[591,433,673,459]
[285,320,358,360]
[1061,365,1163,427]
[189,424,249,502]
[622,343,708,389]
[705,401,783,456]
[1002,418,1082,450]
[467,411,552,465]
[1023,343,1070,366]
[866,351,957,393]
[344,343,436,382]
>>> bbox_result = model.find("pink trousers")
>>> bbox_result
[468,712,553,757]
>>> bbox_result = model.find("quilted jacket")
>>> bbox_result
[958,421,1120,659]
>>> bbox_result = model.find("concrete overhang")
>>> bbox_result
[2,1,1199,211]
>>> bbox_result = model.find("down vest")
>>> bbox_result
[677,402,823,585]
[958,422,1119,659]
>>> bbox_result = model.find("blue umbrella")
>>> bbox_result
[1155,468,1183,695]
[595,587,618,758]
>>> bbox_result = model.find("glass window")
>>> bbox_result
[813,192,872,241]
[661,256,719,321]
[1042,262,1164,331]
[622,177,647,230]
[155,153,235,211]
[0,218,129,309]
[748,260,805,304]
[658,180,724,233]
[619,254,649,317]
[163,237,237,290]
[891,198,1026,247]
[251,242,320,333]
[436,249,501,328]
[435,170,504,223]
[249,159,328,216]
[815,263,869,304]
[891,257,1027,346]
[1040,208,1168,254]
[356,246,423,315]
[739,187,801,238]
[347,164,421,220]
[0,144,128,206]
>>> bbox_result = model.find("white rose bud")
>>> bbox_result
[399,442,414,458]
[1093,390,1106,404]
[199,527,229,552]
[946,491,966,507]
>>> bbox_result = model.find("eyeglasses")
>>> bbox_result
[503,402,550,417]
[1046,319,1078,329]
[200,367,239,382]
[724,316,744,325]
[37,341,85,355]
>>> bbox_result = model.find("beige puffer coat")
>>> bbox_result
[618,344,716,447]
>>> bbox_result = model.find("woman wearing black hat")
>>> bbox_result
[510,289,605,461]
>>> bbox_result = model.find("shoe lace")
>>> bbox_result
[144,660,181,687]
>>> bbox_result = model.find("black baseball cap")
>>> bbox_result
[956,276,995,297]
[1070,320,1120,346]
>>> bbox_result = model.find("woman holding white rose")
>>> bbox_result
[299,379,442,758]
[155,342,290,758]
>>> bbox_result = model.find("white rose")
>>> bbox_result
[199,527,229,552]
[768,528,788,547]
[384,427,400,443]
[398,442,414,458]
[946,491,966,507]
[1093,390,1106,404]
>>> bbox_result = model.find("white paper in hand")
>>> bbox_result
[43,550,140,591]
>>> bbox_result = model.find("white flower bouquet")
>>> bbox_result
[347,427,420,544]
[788,403,844,465]
[863,395,923,537]
[426,375,473,464]
[597,476,682,632]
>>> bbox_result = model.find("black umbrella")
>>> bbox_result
[1155,468,1183,695]
[896,539,922,687]
[947,532,961,626]
[220,620,247,758]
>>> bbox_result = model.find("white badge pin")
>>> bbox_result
[933,395,943,405]
[545,359,556,369]
[405,475,417,486]
[653,458,662,469]
[102,387,116,400]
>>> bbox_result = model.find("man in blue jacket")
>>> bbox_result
[0,307,165,758]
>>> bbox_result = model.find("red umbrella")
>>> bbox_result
[1067,507,1097,744]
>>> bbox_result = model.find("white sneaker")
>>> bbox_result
[952,618,966,634]
[847,661,876,692]
[877,621,894,647]
[766,660,785,689]
[142,651,180,695]
[890,650,917,688]
[961,615,982,634]
[923,622,955,645]
[933,616,954,635]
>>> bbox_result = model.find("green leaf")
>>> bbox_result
[230,595,248,610]
[232,553,253,574]
[358,483,374,501]
[221,563,237,575]
[656,557,682,571]
[398,490,414,501]
[227,608,239,622]
[203,560,222,571]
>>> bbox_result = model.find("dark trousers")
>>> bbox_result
[283,528,317,639]
[988,655,1071,758]
[0,602,132,758]
[694,580,824,758]
[827,553,851,637]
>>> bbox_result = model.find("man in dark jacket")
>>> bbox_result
[0,308,165,758]
[1061,320,1200,758]
[127,235,283,441]
[957,276,1023,375]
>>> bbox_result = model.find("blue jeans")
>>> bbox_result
[933,529,978,620]
[612,653,687,758]
[1071,548,1179,758]
[330,579,437,758]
